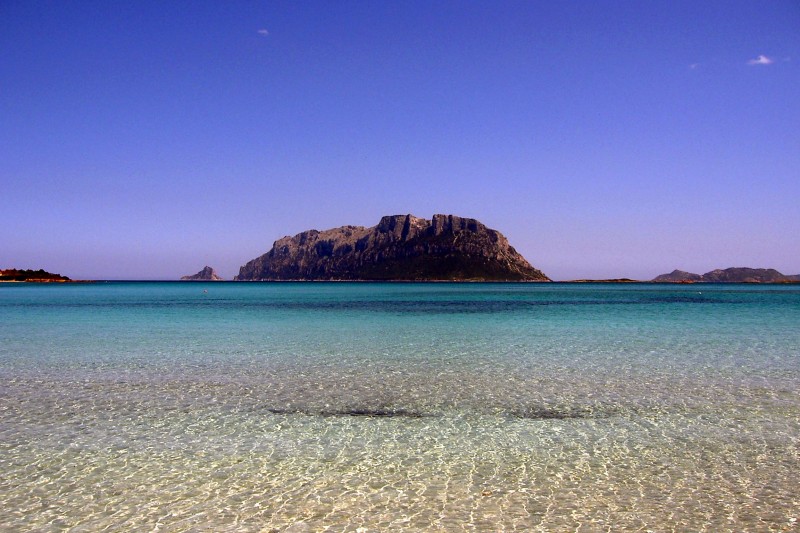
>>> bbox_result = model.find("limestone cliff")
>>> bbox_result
[235,214,549,281]
[181,266,223,281]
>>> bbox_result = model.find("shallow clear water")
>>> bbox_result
[1,282,798,531]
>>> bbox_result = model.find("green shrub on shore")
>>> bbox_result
[0,268,70,281]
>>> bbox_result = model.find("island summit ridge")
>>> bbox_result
[235,214,549,282]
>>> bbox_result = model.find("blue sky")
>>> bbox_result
[2,1,798,280]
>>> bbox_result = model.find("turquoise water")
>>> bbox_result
[1,282,798,531]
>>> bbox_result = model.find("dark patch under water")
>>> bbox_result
[506,406,616,420]
[512,409,587,420]
[265,406,429,418]
[6,294,730,314]
[265,405,614,420]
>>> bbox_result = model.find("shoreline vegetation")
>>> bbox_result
[0,269,72,282]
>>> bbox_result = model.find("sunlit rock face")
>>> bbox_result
[181,266,223,281]
[235,214,549,282]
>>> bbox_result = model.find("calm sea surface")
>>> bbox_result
[1,282,798,531]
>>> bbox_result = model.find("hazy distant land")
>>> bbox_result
[5,216,798,283]
[652,267,800,283]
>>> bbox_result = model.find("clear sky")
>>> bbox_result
[2,1,798,280]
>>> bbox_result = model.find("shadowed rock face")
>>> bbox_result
[181,266,223,281]
[653,267,794,283]
[235,214,549,281]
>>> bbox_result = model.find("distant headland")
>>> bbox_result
[0,269,71,282]
[652,267,800,283]
[235,214,550,281]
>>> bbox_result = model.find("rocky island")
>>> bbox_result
[236,214,549,281]
[653,267,800,283]
[181,266,223,281]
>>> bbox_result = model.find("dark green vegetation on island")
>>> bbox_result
[0,269,71,282]
[653,267,800,283]
[236,214,549,281]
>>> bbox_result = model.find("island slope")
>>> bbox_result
[236,214,549,281]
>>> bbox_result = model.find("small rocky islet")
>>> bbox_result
[180,266,223,281]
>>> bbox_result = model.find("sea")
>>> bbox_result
[1,282,798,532]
